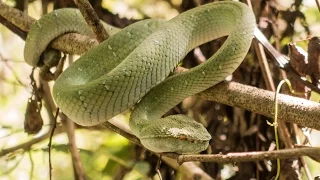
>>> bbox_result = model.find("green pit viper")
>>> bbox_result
[24,1,256,154]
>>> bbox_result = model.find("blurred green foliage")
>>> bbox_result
[0,0,320,179]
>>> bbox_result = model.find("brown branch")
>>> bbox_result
[0,12,26,39]
[0,2,33,34]
[51,34,98,60]
[177,147,320,164]
[253,39,275,91]
[73,0,109,42]
[198,81,320,130]
[0,2,98,55]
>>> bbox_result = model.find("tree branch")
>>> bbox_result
[198,81,320,130]
[0,2,33,34]
[73,0,109,42]
[177,147,320,164]
[0,2,98,54]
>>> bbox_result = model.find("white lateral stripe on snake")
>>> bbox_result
[24,1,256,154]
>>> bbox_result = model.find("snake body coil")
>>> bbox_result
[24,2,256,154]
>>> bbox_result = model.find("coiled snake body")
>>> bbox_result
[24,2,255,154]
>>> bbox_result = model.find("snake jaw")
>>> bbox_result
[139,136,210,154]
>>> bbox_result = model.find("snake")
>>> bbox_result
[24,1,256,154]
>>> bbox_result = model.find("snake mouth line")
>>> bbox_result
[141,135,210,144]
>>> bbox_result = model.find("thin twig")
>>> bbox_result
[23,0,28,14]
[1,153,25,175]
[28,151,34,180]
[294,125,313,180]
[0,53,27,87]
[0,126,64,157]
[253,40,275,91]
[101,121,140,145]
[41,0,48,15]
[48,108,59,180]
[156,156,163,180]
[300,156,313,180]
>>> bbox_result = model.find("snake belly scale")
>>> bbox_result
[24,1,256,154]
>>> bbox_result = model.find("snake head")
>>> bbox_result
[41,49,61,68]
[137,115,211,154]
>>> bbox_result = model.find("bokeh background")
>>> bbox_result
[0,0,320,179]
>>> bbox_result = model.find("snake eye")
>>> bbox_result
[178,135,188,140]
